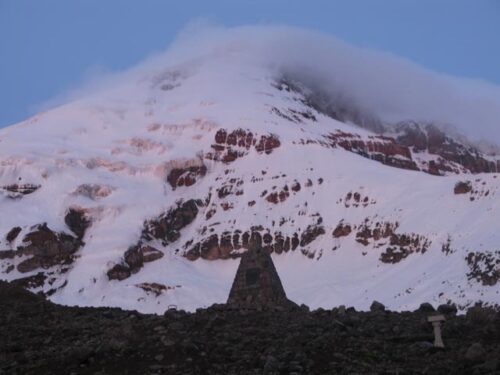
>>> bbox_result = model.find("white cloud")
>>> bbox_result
[41,23,500,145]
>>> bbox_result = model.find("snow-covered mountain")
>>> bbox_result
[1,27,500,313]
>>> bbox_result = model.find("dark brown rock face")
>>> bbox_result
[300,225,325,247]
[1,183,41,196]
[5,226,22,242]
[332,223,352,238]
[140,245,164,263]
[15,224,83,273]
[64,208,91,240]
[227,244,296,309]
[107,199,200,281]
[184,223,324,261]
[167,164,207,189]
[142,199,202,244]
[325,131,419,172]
[106,264,131,281]
[206,128,280,163]
[107,245,164,281]
[395,122,500,175]
[466,250,500,286]
[454,181,472,195]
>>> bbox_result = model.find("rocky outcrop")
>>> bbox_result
[301,122,500,176]
[5,226,21,243]
[466,250,500,286]
[206,128,280,163]
[9,272,47,289]
[355,221,399,246]
[324,131,419,172]
[265,187,290,204]
[107,199,200,281]
[354,220,431,263]
[185,233,238,261]
[0,250,16,259]
[167,164,207,189]
[395,122,500,175]
[454,180,472,195]
[184,224,324,261]
[300,225,325,247]
[106,264,131,281]
[379,233,431,264]
[136,282,170,296]
[142,199,202,244]
[15,223,83,273]
[342,191,375,208]
[64,208,91,240]
[332,222,352,238]
[1,183,41,196]
[0,214,89,279]
[141,245,164,263]
[108,245,164,281]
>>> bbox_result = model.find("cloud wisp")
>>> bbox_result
[39,24,500,146]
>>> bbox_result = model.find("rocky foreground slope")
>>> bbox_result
[1,281,500,375]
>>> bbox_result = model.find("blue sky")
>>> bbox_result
[1,0,499,128]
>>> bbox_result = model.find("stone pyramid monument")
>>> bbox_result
[227,241,296,309]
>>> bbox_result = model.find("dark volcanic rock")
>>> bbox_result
[396,122,500,175]
[142,199,201,244]
[1,280,499,375]
[64,207,91,239]
[300,225,325,247]
[465,342,486,363]
[124,245,144,274]
[454,181,472,195]
[5,226,22,242]
[1,183,41,196]
[466,250,500,286]
[107,264,131,281]
[418,302,436,313]
[370,300,386,312]
[206,128,280,163]
[15,223,83,273]
[438,303,458,316]
[167,164,207,189]
[140,245,164,263]
[108,245,164,281]
[332,222,351,238]
[0,249,16,259]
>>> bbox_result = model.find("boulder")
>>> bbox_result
[141,246,164,263]
[107,264,131,281]
[370,301,386,312]
[465,342,486,363]
[417,302,435,313]
[437,304,457,315]
[454,181,472,195]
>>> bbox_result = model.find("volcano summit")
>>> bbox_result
[1,26,500,313]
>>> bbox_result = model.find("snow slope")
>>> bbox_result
[1,40,499,313]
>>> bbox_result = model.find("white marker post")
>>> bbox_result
[427,314,446,348]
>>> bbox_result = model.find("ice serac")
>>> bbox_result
[1,45,500,314]
[227,242,296,309]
